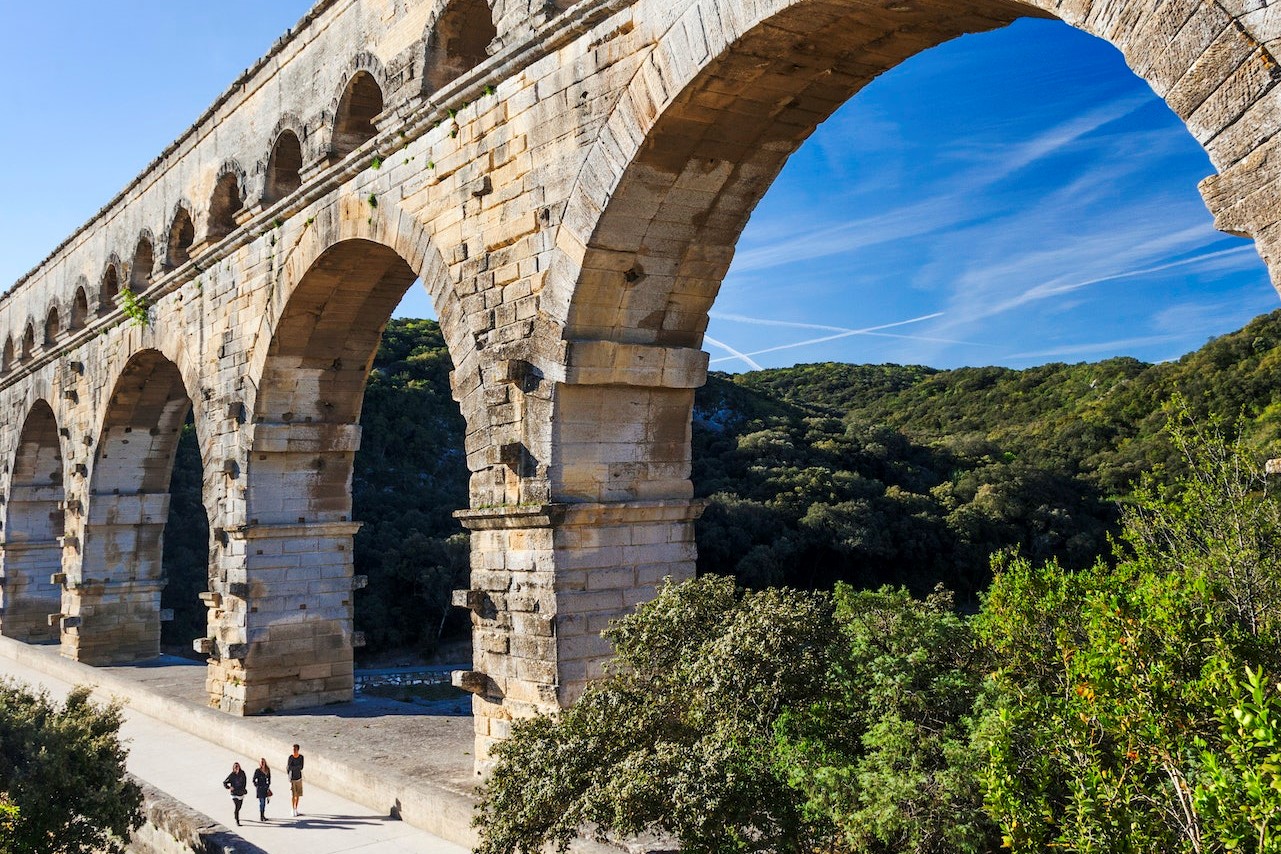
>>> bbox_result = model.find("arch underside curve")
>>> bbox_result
[1,401,65,643]
[66,350,195,665]
[212,237,432,714]
[549,0,1281,504]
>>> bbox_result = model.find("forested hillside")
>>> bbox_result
[160,309,1281,657]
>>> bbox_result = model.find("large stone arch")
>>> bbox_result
[550,0,1281,346]
[1,399,66,643]
[203,198,469,714]
[543,0,1281,550]
[451,0,1281,764]
[63,348,202,665]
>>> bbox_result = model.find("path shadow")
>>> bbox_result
[203,828,272,853]
[282,812,403,830]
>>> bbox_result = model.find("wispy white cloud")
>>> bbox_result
[983,245,1257,319]
[1003,333,1182,362]
[731,95,1158,279]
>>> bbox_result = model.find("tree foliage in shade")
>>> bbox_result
[475,577,998,854]
[351,318,470,655]
[156,311,1281,658]
[0,681,143,854]
[474,576,838,854]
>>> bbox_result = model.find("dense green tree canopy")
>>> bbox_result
[476,406,1281,854]
[158,310,1281,658]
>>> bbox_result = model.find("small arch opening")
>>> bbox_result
[43,308,60,346]
[2,338,13,372]
[207,173,243,242]
[424,0,496,94]
[99,266,120,316]
[264,131,304,203]
[131,236,155,289]
[168,207,195,267]
[332,71,384,160]
[20,324,35,361]
[70,287,89,330]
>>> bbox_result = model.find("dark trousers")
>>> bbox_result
[232,796,243,824]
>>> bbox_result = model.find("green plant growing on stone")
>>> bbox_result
[367,193,378,209]
[118,286,150,327]
[484,85,496,96]
[371,155,383,170]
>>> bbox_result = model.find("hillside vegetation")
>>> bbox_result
[160,309,1281,656]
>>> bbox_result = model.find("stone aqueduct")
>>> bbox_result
[0,0,1278,764]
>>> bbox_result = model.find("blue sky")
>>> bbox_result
[0,7,1274,371]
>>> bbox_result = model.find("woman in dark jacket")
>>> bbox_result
[252,758,272,822]
[222,762,248,826]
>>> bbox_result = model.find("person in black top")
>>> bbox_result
[222,762,248,827]
[252,758,272,822]
[286,744,304,817]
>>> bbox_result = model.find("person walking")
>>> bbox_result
[252,757,272,822]
[286,744,304,817]
[222,761,248,827]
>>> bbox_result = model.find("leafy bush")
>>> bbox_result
[0,681,143,854]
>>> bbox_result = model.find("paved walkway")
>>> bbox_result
[0,653,468,854]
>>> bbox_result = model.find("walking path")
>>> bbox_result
[0,646,471,854]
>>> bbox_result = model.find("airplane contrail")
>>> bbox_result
[721,312,945,361]
[703,335,764,371]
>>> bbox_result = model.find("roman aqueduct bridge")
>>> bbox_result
[1,0,1278,765]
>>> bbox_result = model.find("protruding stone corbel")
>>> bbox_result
[352,575,369,591]
[352,632,367,648]
[452,670,489,695]
[193,637,213,654]
[49,573,67,586]
[452,589,489,612]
